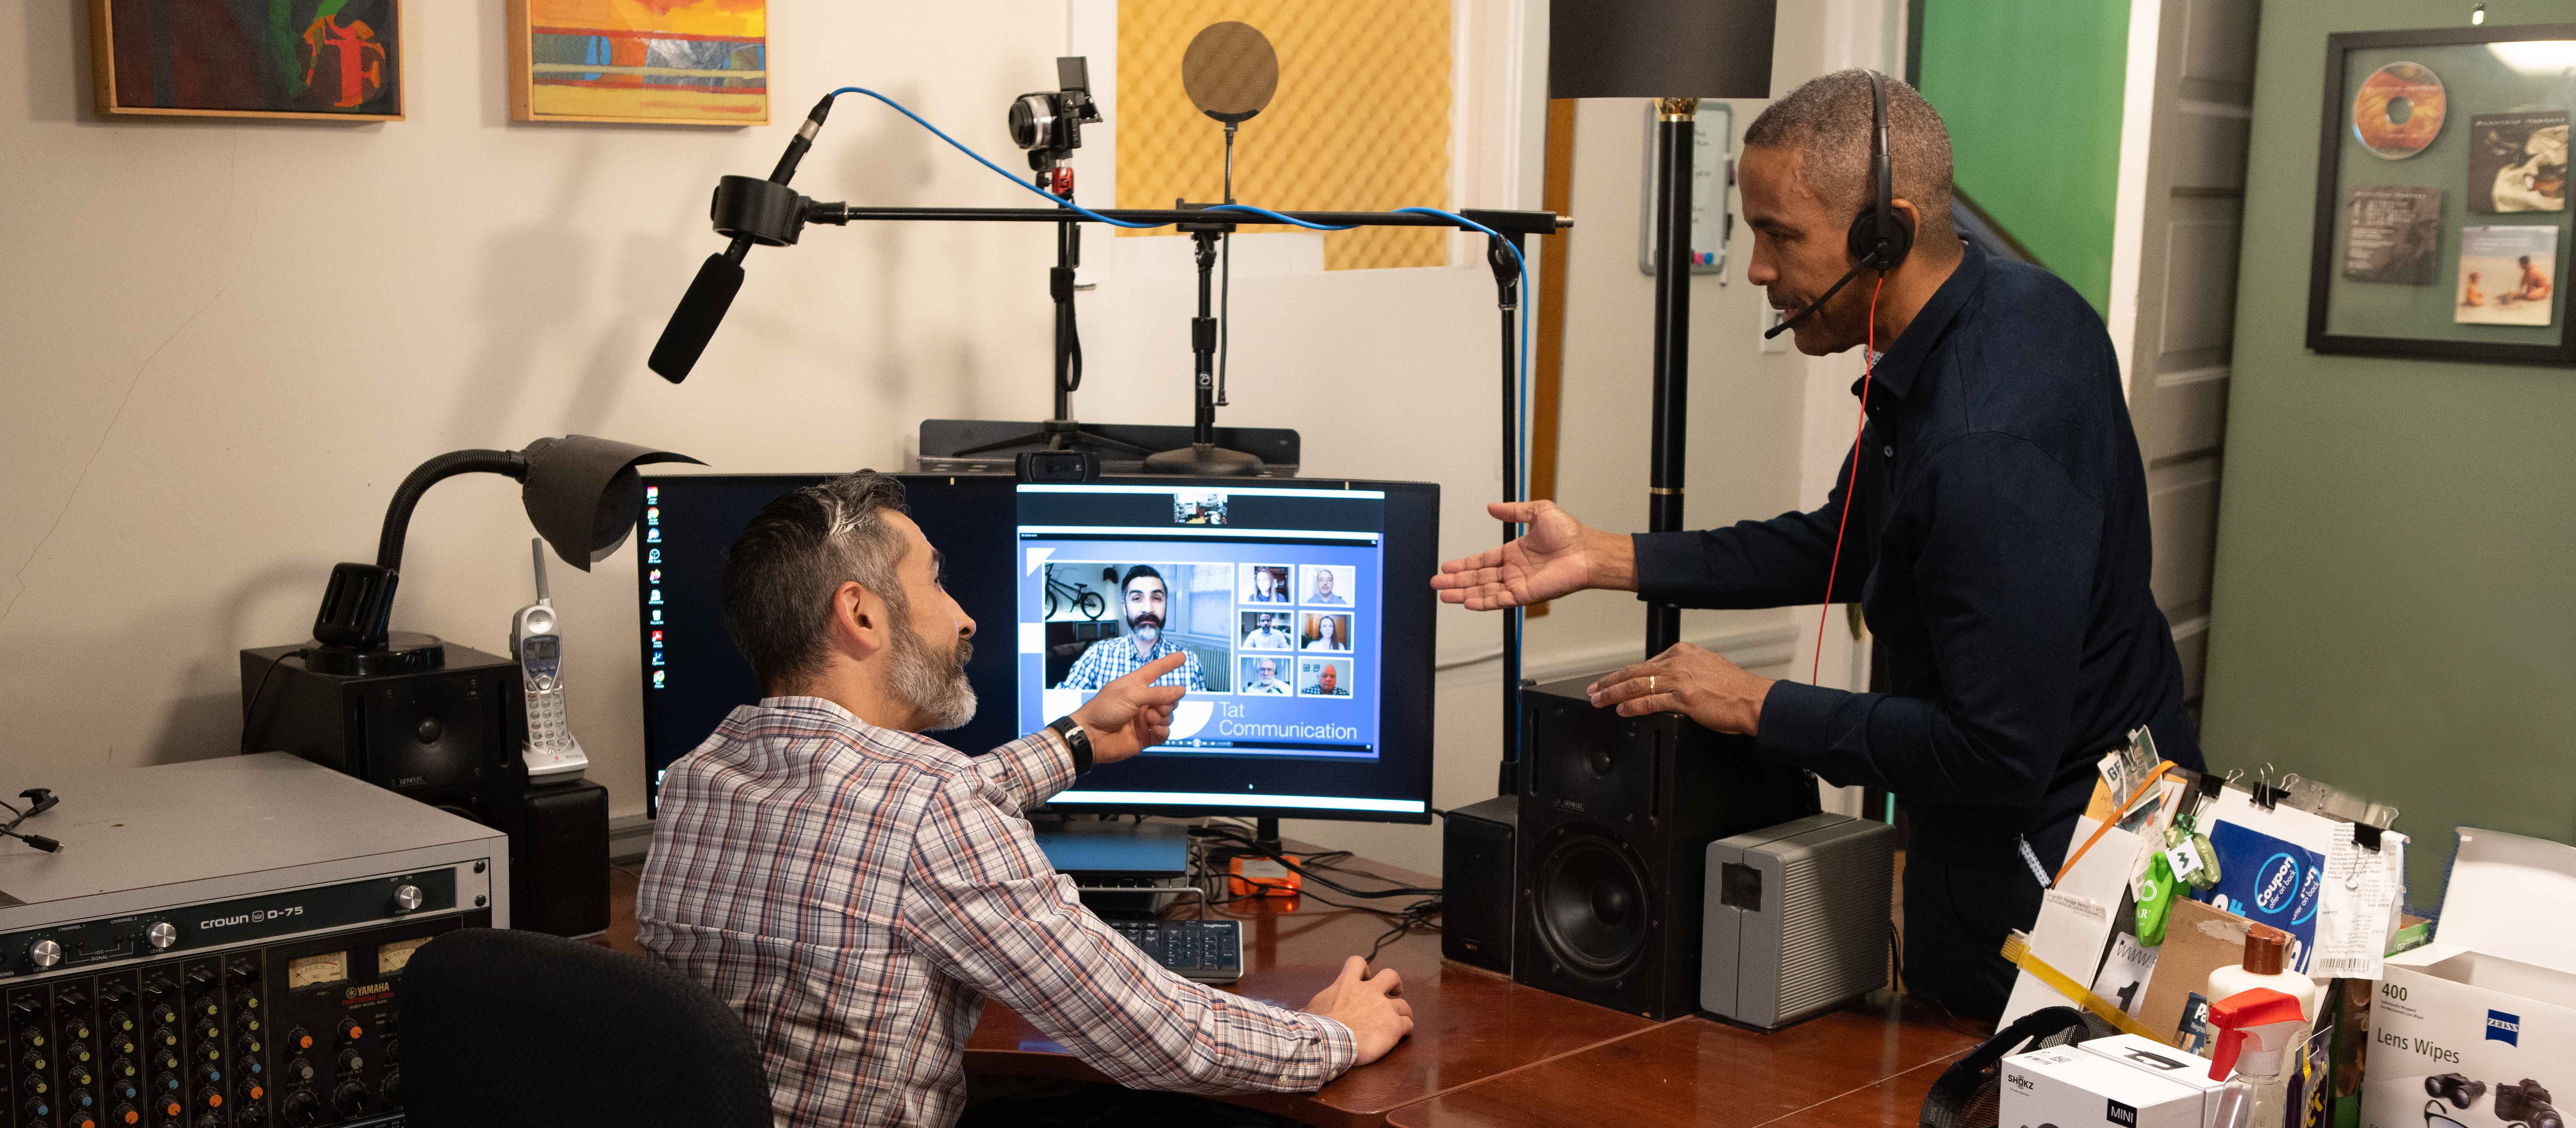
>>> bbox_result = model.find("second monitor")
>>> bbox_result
[638,474,1437,825]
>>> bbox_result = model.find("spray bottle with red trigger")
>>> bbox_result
[2205,987,2308,1128]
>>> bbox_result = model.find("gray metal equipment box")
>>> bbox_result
[0,752,510,970]
[1700,813,1898,1028]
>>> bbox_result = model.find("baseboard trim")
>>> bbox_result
[609,812,654,865]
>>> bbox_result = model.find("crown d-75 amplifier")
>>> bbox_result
[0,753,507,1128]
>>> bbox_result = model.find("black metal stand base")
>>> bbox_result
[954,417,1152,458]
[1142,443,1264,476]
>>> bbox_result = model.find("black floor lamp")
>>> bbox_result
[1550,0,1778,657]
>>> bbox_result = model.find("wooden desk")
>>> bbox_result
[958,852,1662,1128]
[1381,995,1980,1128]
[604,852,1983,1128]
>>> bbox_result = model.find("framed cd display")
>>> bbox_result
[2307,24,2575,365]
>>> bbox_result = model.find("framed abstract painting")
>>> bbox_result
[508,0,768,126]
[90,0,404,121]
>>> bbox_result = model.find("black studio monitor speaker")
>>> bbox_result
[242,638,608,938]
[241,637,519,815]
[1440,796,1518,975]
[1512,675,1819,1020]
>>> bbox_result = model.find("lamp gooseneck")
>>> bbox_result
[373,450,527,571]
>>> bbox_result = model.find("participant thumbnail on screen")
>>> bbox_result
[1298,657,1354,697]
[1238,655,1294,695]
[1042,561,1232,692]
[1300,613,1353,652]
[1175,490,1228,525]
[1301,564,1355,605]
[1239,610,1295,650]
[1240,563,1292,604]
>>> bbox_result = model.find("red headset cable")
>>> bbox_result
[1811,274,1886,685]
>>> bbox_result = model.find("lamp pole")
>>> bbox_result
[1645,97,1696,657]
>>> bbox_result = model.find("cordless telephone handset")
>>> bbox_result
[511,538,588,781]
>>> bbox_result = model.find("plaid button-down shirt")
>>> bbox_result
[1056,633,1206,691]
[638,697,1353,1127]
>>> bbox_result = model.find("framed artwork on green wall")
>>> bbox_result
[2306,24,2575,365]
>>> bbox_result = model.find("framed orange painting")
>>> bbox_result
[508,0,766,126]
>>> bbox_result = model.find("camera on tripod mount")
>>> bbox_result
[1009,57,1102,175]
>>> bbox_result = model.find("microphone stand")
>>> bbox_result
[955,173,1153,460]
[1143,211,1264,476]
[1645,98,1697,656]
[1486,231,1528,796]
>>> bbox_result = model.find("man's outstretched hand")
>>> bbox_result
[1430,501,1632,610]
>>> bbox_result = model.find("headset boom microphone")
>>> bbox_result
[649,96,837,383]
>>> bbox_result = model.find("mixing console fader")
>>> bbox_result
[0,755,507,1128]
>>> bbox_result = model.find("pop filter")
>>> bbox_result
[1183,22,1279,124]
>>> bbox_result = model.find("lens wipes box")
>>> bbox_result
[2002,1045,2207,1128]
[2361,829,2576,1128]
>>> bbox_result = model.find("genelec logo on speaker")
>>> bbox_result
[200,906,304,931]
[2487,1009,2521,1046]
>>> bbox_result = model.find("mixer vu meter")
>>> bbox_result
[0,754,507,1128]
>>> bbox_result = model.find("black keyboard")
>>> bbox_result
[1110,919,1244,983]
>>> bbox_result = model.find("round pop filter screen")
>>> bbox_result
[1183,21,1279,123]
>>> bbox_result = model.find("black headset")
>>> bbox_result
[1765,70,1918,338]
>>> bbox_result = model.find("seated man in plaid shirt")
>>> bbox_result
[639,472,1411,1128]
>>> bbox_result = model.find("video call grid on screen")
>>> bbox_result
[1017,484,1386,762]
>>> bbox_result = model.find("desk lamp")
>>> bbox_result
[246,436,696,800]
[1550,0,1777,655]
[300,435,701,674]
[242,436,695,939]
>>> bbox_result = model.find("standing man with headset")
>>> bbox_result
[1433,71,2201,1019]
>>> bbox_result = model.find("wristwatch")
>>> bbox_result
[1048,715,1094,777]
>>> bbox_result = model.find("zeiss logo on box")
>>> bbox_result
[2486,1010,2520,1046]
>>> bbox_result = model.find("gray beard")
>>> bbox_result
[1130,624,1161,647]
[888,619,977,732]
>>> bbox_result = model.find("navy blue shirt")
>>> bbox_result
[1632,240,2201,867]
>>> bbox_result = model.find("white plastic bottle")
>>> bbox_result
[2205,923,2321,1035]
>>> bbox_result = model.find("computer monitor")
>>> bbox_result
[636,474,1438,824]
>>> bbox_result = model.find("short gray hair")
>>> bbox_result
[1744,70,1956,243]
[720,471,912,691]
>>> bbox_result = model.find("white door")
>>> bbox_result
[2107,0,2259,708]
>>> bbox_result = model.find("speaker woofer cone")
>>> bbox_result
[1532,831,1650,977]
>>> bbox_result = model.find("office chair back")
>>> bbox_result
[401,927,773,1128]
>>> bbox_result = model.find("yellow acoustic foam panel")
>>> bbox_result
[1116,0,1452,271]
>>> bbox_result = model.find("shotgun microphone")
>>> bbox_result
[650,95,838,383]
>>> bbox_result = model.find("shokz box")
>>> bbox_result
[2001,1045,2210,1128]
[2361,829,2576,1128]
[2078,1035,2232,1123]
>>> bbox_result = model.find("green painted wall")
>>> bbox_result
[2203,1,2576,904]
[1915,0,2131,315]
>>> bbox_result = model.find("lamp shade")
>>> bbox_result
[1549,0,1778,100]
[520,436,704,570]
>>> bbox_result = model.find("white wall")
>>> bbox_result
[1,0,1867,878]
